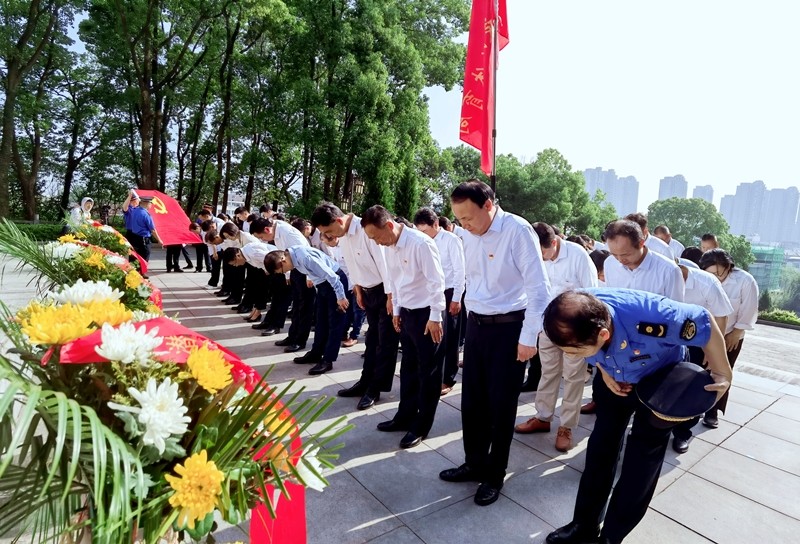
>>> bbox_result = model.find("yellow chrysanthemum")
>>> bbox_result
[58,234,78,243]
[145,303,162,315]
[84,251,106,269]
[166,450,224,529]
[186,345,232,394]
[126,270,144,289]
[82,299,133,327]
[19,303,95,345]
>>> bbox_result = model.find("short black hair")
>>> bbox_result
[413,207,438,228]
[624,212,648,230]
[291,217,310,233]
[263,250,286,274]
[222,247,241,263]
[198,209,212,218]
[200,219,214,232]
[204,229,219,244]
[604,219,644,247]
[653,225,670,236]
[566,235,589,249]
[543,291,611,348]
[438,216,452,230]
[680,246,703,265]
[450,179,494,207]
[699,248,735,271]
[234,206,247,215]
[589,249,611,272]
[532,222,557,248]
[701,233,718,243]
[394,216,414,228]
[361,205,392,229]
[250,217,273,235]
[219,222,239,238]
[246,213,258,222]
[311,202,345,228]
[259,203,272,214]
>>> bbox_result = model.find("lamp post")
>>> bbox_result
[350,177,365,212]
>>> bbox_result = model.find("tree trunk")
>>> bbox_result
[244,132,259,209]
[0,79,19,218]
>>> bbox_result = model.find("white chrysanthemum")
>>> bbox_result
[45,242,83,260]
[136,284,152,298]
[105,254,128,267]
[49,279,124,305]
[108,378,190,454]
[94,322,162,365]
[100,225,116,233]
[132,310,162,322]
[295,447,327,492]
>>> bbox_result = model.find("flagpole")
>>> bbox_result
[490,0,499,195]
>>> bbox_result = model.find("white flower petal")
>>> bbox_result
[49,279,124,305]
[94,322,162,365]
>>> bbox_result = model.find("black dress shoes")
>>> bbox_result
[672,436,690,454]
[438,464,480,483]
[546,521,600,544]
[275,338,293,347]
[399,431,424,449]
[337,381,366,398]
[260,328,281,336]
[234,304,253,313]
[293,351,322,365]
[222,296,240,305]
[702,414,719,428]
[357,392,380,410]
[251,320,271,329]
[474,482,502,506]
[283,344,305,353]
[215,290,230,297]
[376,418,409,432]
[308,361,332,375]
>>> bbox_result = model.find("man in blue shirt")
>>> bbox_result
[264,246,349,375]
[544,289,731,544]
[122,190,160,262]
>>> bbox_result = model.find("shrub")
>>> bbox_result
[758,290,772,311]
[13,222,64,241]
[758,309,800,327]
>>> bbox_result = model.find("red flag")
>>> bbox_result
[135,190,202,246]
[459,0,509,176]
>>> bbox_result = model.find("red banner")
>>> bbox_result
[459,0,509,176]
[136,190,202,246]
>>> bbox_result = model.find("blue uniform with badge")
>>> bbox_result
[123,206,156,261]
[566,288,713,544]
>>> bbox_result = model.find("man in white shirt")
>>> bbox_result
[413,207,466,396]
[515,223,598,452]
[653,225,685,259]
[361,205,446,450]
[439,180,551,507]
[250,217,314,352]
[625,213,674,260]
[311,203,400,411]
[604,219,685,302]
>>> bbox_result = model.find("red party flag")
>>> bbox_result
[459,0,509,176]
[135,190,202,246]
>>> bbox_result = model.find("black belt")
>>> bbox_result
[128,232,151,243]
[469,309,525,326]
[360,283,384,293]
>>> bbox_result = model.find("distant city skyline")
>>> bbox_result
[425,0,800,212]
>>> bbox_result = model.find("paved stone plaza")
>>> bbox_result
[2,254,800,543]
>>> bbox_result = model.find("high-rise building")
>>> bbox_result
[693,185,714,203]
[583,167,639,216]
[720,195,735,226]
[658,175,688,200]
[726,180,767,237]
[760,187,799,244]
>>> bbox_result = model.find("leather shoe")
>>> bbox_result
[357,393,380,410]
[514,417,551,434]
[546,521,600,544]
[308,361,332,375]
[439,464,480,483]
[234,304,253,313]
[222,296,240,305]
[275,338,293,347]
[338,381,366,398]
[251,320,272,329]
[260,327,281,336]
[580,401,597,415]
[293,351,322,365]
[474,482,501,506]
[399,431,424,449]
[283,344,305,353]
[376,418,408,432]
[702,413,719,428]
[555,426,573,452]
[215,290,230,297]
[672,436,690,454]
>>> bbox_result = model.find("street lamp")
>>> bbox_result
[350,177,365,212]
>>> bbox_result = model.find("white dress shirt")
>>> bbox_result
[241,241,278,271]
[545,239,599,298]
[644,234,674,260]
[328,244,353,288]
[460,207,551,346]
[433,228,466,300]
[339,214,392,291]
[385,226,446,321]
[228,231,259,248]
[684,267,734,318]
[668,238,685,258]
[720,268,759,334]
[274,220,309,249]
[605,248,685,302]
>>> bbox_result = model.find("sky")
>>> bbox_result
[425,0,800,211]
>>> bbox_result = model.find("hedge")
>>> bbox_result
[758,309,800,327]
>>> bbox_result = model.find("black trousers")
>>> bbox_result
[287,268,315,345]
[126,232,151,262]
[209,254,221,286]
[440,288,461,387]
[194,244,210,271]
[573,372,674,543]
[395,307,445,437]
[360,283,400,394]
[262,274,291,328]
[165,245,182,271]
[240,263,268,310]
[222,261,245,299]
[180,246,193,266]
[708,338,742,415]
[308,270,348,362]
[461,315,525,487]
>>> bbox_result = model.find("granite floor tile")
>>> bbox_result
[745,410,800,446]
[501,460,583,529]
[718,400,760,426]
[765,395,800,423]
[719,426,800,477]
[663,433,716,471]
[626,510,713,544]
[724,386,780,410]
[365,526,425,544]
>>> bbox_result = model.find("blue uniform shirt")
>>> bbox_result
[124,206,155,237]
[585,288,712,384]
[287,245,345,299]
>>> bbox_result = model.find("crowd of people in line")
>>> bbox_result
[107,180,757,544]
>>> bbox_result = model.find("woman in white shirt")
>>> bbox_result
[699,248,759,428]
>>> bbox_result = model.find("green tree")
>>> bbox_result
[647,197,729,248]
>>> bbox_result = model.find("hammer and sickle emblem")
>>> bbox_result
[151,196,168,214]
